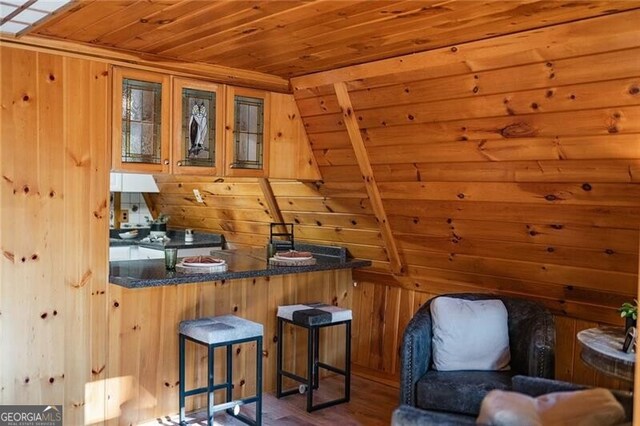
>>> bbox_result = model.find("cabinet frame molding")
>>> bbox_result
[224,86,271,177]
[112,66,171,174]
[171,77,225,176]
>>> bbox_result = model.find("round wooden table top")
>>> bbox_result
[577,326,636,382]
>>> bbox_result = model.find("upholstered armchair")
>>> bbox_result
[393,376,633,425]
[400,293,555,417]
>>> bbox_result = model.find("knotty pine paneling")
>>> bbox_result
[302,105,640,136]
[32,1,640,78]
[0,47,110,424]
[152,176,385,259]
[303,76,640,123]
[289,11,640,389]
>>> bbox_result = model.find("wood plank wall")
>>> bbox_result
[163,10,640,391]
[0,46,110,423]
[290,10,640,389]
[152,176,381,252]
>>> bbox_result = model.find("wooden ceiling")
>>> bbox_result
[30,0,640,78]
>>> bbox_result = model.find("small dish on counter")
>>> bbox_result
[181,256,226,267]
[119,230,139,239]
[177,256,227,273]
[270,250,316,266]
[274,250,313,260]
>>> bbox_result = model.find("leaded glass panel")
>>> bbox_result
[232,95,264,169]
[121,78,162,164]
[181,88,215,167]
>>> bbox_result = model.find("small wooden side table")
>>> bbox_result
[577,326,635,382]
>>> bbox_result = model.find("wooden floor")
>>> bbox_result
[140,375,398,425]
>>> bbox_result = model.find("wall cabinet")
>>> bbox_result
[112,68,171,173]
[111,67,317,180]
[224,86,270,177]
[172,78,224,176]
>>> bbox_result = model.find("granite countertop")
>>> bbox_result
[109,245,371,288]
[109,229,224,250]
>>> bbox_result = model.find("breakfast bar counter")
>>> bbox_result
[109,245,371,288]
[106,244,369,424]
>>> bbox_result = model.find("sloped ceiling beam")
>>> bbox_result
[258,178,287,234]
[333,82,404,275]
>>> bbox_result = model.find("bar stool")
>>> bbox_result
[178,315,263,426]
[276,302,351,412]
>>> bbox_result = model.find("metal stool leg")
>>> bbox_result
[306,327,315,412]
[276,317,350,413]
[207,344,214,426]
[179,315,263,426]
[276,317,283,398]
[226,343,233,404]
[313,327,320,390]
[345,320,351,402]
[179,333,186,425]
[256,336,263,426]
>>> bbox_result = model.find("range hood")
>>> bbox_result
[110,172,159,193]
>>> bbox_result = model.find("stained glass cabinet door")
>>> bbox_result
[112,67,171,173]
[172,78,224,176]
[225,86,270,177]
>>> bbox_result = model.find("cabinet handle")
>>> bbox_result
[163,159,169,165]
[177,161,182,166]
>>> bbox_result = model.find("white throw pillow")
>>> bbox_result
[477,388,625,426]
[431,297,510,371]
